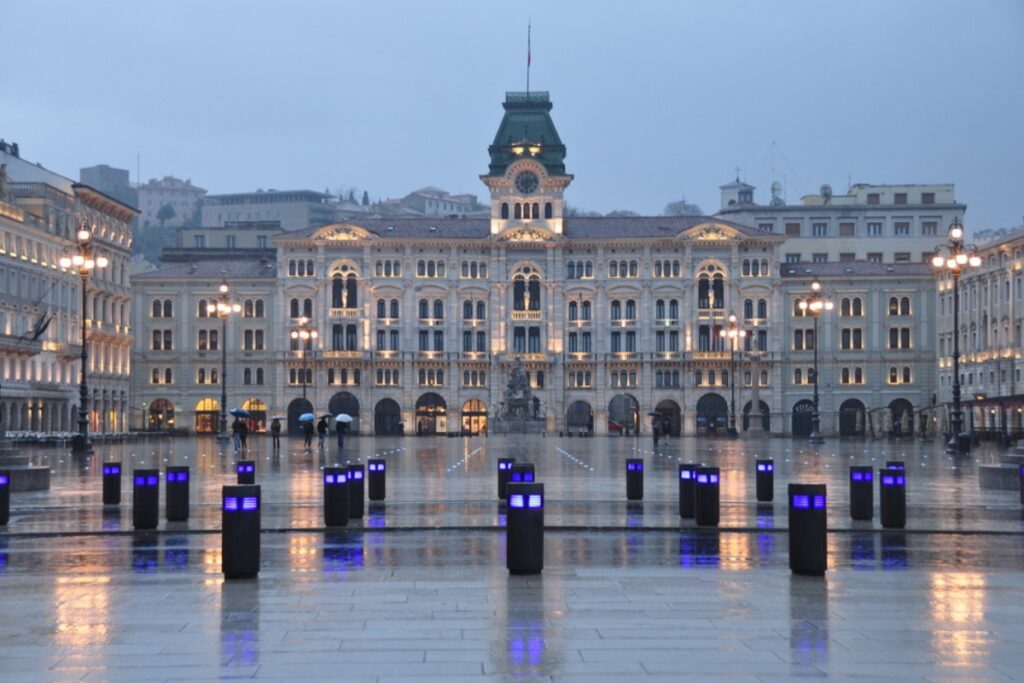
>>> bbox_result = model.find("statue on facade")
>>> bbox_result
[495,358,542,424]
[0,163,10,203]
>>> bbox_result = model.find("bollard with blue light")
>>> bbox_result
[694,466,721,527]
[1020,465,1024,506]
[165,466,190,522]
[879,468,906,528]
[347,464,365,518]
[222,484,260,579]
[132,469,160,530]
[788,483,827,576]
[509,463,536,487]
[367,459,386,501]
[236,460,256,485]
[506,482,544,575]
[755,459,774,502]
[497,457,516,499]
[102,462,122,505]
[849,466,873,521]
[678,464,698,518]
[885,460,905,471]
[323,467,349,527]
[625,458,644,501]
[0,470,9,525]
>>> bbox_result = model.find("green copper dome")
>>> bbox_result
[486,91,567,177]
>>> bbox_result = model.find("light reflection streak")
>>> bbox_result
[930,572,988,668]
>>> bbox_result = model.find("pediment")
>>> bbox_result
[313,223,377,241]
[494,226,558,243]
[678,222,743,242]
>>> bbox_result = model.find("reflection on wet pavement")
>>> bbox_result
[2,434,1024,681]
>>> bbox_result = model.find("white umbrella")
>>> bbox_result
[270,415,286,421]
[335,414,354,423]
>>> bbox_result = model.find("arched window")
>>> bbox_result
[900,296,911,315]
[306,260,314,276]
[841,298,851,316]
[625,299,636,319]
[290,298,300,318]
[742,259,751,276]
[390,299,400,318]
[654,261,662,278]
[743,299,754,319]
[501,203,509,219]
[695,370,702,386]
[889,367,898,383]
[795,368,802,384]
[751,260,760,276]
[303,298,313,317]
[345,275,358,308]
[433,299,444,319]
[197,368,206,384]
[669,299,678,318]
[611,300,621,319]
[568,301,578,320]
[151,368,160,383]
[417,260,425,276]
[903,367,911,383]
[256,368,264,385]
[582,301,592,320]
[610,261,618,278]
[628,260,638,277]
[244,299,254,318]
[151,299,161,318]
[656,299,666,319]
[476,301,485,319]
[165,368,172,384]
[514,203,522,219]
[567,261,576,279]
[889,297,899,315]
[254,299,264,318]
[297,260,306,277]
[532,202,540,219]
[419,299,429,318]
[841,367,850,384]
[244,368,252,384]
[757,299,767,318]
[377,300,387,319]
[544,202,552,219]
[288,260,296,276]
[463,300,473,319]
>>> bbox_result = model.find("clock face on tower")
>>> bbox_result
[514,171,539,194]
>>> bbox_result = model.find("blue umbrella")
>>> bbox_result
[299,412,316,422]
[229,408,250,418]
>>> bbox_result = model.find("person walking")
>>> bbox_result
[317,416,328,450]
[302,420,313,450]
[239,419,249,451]
[231,417,242,452]
[270,418,281,452]
[652,417,661,448]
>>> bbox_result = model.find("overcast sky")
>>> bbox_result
[2,1,1022,231]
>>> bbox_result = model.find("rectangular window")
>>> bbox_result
[785,223,801,236]
[513,327,526,353]
[226,235,236,249]
[894,252,911,263]
[812,253,828,263]
[194,235,206,248]
[785,253,800,264]
[867,222,883,236]
[867,252,883,263]
[867,193,880,205]
[257,235,268,248]
[922,192,935,204]
[757,222,774,232]
[894,192,907,205]
[922,221,938,236]
[894,221,910,236]
[839,252,855,262]
[418,330,428,351]
[839,222,855,236]
[812,222,827,237]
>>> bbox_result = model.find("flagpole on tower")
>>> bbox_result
[526,21,531,96]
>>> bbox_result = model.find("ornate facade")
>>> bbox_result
[131,91,938,437]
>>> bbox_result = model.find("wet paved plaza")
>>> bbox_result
[2,434,1023,681]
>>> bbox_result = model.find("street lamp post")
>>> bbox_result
[931,217,981,454]
[60,223,109,456]
[800,280,833,445]
[720,314,746,437]
[212,281,241,443]
[290,317,318,402]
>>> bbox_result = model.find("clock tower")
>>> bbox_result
[481,91,573,236]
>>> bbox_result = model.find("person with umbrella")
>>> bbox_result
[270,417,282,452]
[239,418,249,450]
[317,416,329,450]
[297,412,315,450]
[231,417,243,452]
[336,413,352,454]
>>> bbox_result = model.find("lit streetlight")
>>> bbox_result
[719,314,746,437]
[290,317,318,402]
[59,223,110,456]
[210,281,241,443]
[931,217,982,453]
[799,280,833,444]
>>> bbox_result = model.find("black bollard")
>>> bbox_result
[1020,465,1024,506]
[323,467,350,527]
[694,467,720,527]
[165,466,190,522]
[678,463,698,518]
[879,468,906,529]
[236,460,256,485]
[625,458,644,501]
[132,469,160,530]
[506,482,544,575]
[0,470,9,525]
[347,464,365,518]
[885,460,905,471]
[367,459,386,501]
[222,485,260,579]
[497,457,516,499]
[788,483,827,576]
[755,459,774,503]
[849,466,873,521]
[509,463,536,487]
[102,462,122,505]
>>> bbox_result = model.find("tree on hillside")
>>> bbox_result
[156,203,176,228]
[361,190,370,206]
[606,210,639,217]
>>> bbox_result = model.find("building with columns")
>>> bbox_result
[130,91,941,438]
[1,142,136,434]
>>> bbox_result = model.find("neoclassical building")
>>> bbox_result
[131,91,939,437]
